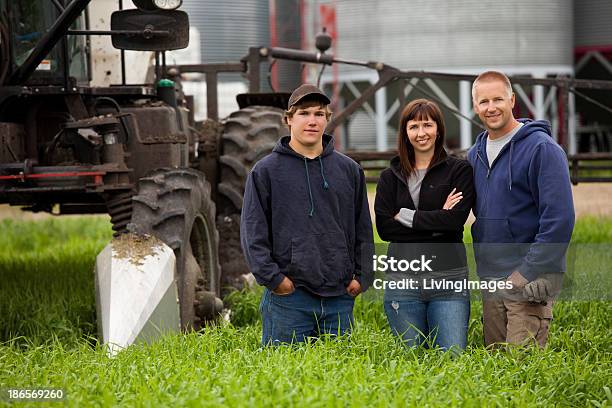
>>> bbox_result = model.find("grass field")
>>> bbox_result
[0,217,611,406]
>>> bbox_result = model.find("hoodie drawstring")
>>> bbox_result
[318,157,329,190]
[304,158,315,217]
[303,157,329,217]
[508,141,514,191]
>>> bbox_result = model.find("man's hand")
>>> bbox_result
[346,279,361,297]
[506,270,528,290]
[443,188,463,210]
[272,276,295,295]
[523,278,553,303]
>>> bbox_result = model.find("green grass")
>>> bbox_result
[0,217,611,406]
[576,160,612,178]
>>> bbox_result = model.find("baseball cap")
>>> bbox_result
[287,84,330,109]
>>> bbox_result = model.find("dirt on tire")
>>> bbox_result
[129,167,221,330]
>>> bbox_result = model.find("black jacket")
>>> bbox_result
[375,154,475,271]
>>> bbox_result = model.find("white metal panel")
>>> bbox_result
[88,0,153,86]
[95,235,180,355]
[181,0,269,63]
[575,0,612,47]
[333,0,573,72]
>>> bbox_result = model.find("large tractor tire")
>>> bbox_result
[129,168,222,331]
[216,106,288,290]
[217,106,287,214]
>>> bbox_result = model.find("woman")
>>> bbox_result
[375,98,475,351]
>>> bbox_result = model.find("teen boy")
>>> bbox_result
[240,84,373,345]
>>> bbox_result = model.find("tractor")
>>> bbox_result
[4,0,608,352]
[0,0,336,352]
[0,0,250,348]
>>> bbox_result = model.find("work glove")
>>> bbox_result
[523,277,553,303]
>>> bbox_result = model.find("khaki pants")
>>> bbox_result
[482,296,553,348]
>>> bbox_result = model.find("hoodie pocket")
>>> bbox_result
[472,218,517,268]
[289,232,352,288]
[472,218,515,243]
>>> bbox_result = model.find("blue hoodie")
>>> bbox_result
[240,134,374,296]
[467,119,575,281]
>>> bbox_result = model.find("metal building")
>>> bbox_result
[575,0,612,48]
[178,1,270,119]
[270,0,303,92]
[178,0,303,118]
[305,0,576,151]
[181,1,269,64]
[574,0,612,152]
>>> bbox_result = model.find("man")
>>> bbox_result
[468,71,575,348]
[240,84,373,345]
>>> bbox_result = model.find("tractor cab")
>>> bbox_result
[4,0,89,86]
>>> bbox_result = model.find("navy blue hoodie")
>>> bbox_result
[240,134,374,296]
[467,119,575,281]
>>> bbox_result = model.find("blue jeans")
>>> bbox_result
[384,294,470,351]
[260,287,355,345]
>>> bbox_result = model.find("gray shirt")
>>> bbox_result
[396,168,426,228]
[486,123,523,166]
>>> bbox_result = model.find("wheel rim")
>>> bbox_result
[190,213,218,296]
